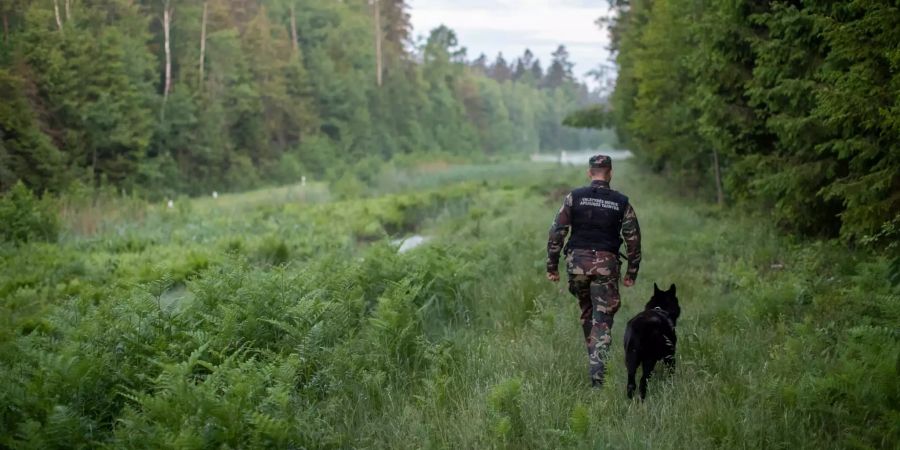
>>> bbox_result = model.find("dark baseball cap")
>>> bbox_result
[589,154,612,169]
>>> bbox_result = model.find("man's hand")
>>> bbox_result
[623,276,635,287]
[547,271,560,282]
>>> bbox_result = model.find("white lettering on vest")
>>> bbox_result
[579,197,620,211]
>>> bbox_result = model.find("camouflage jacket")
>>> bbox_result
[546,180,642,280]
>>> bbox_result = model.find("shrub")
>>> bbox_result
[488,378,524,444]
[0,181,59,244]
[568,403,589,437]
[256,236,290,266]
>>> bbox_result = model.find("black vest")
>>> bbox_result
[565,182,628,254]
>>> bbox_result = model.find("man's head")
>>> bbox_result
[587,154,612,181]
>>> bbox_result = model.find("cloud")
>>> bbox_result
[408,0,612,83]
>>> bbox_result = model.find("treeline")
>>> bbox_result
[0,0,605,197]
[602,0,898,246]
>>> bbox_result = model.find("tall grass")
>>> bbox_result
[359,163,899,449]
[0,162,896,449]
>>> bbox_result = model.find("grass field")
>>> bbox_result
[1,162,897,449]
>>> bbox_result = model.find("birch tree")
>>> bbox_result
[53,0,63,32]
[370,0,382,87]
[289,1,298,55]
[198,0,207,89]
[161,0,173,114]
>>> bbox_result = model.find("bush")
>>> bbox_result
[256,236,290,266]
[0,181,59,244]
[266,150,307,186]
[488,378,524,444]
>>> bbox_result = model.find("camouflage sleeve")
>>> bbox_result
[547,193,572,273]
[621,203,642,280]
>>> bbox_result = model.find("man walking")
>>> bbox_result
[546,154,642,387]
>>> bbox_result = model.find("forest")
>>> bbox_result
[598,0,898,247]
[0,0,898,449]
[0,0,608,198]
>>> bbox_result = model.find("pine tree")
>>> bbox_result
[489,52,512,83]
[0,69,65,191]
[544,45,574,89]
[512,48,534,82]
[470,52,488,75]
[422,26,478,154]
[380,0,410,60]
[530,59,544,84]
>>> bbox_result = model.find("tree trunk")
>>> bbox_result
[3,13,8,43]
[91,147,97,186]
[161,1,172,116]
[198,0,207,89]
[712,149,724,206]
[372,0,382,87]
[289,3,298,55]
[53,0,63,32]
[65,0,71,21]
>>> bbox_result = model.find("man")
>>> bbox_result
[546,154,642,388]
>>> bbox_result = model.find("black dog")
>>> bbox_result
[623,283,680,399]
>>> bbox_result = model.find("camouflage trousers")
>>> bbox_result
[566,250,622,384]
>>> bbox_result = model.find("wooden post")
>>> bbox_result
[198,0,207,90]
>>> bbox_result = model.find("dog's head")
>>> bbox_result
[646,283,681,326]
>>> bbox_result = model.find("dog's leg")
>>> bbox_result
[639,358,656,400]
[624,326,638,399]
[625,350,639,399]
[663,352,676,374]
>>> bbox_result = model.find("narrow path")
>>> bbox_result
[365,162,894,449]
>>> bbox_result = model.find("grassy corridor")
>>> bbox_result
[1,163,896,449]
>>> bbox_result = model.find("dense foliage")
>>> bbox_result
[0,0,607,198]
[1,162,896,448]
[2,1,896,447]
[602,0,898,246]
[0,181,59,244]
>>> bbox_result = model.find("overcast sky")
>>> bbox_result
[408,0,613,88]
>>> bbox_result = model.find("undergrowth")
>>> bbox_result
[0,162,896,449]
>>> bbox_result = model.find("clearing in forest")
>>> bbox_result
[0,162,896,449]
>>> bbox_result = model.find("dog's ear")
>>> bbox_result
[669,284,676,295]
[653,282,660,294]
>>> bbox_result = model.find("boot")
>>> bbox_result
[590,366,605,389]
